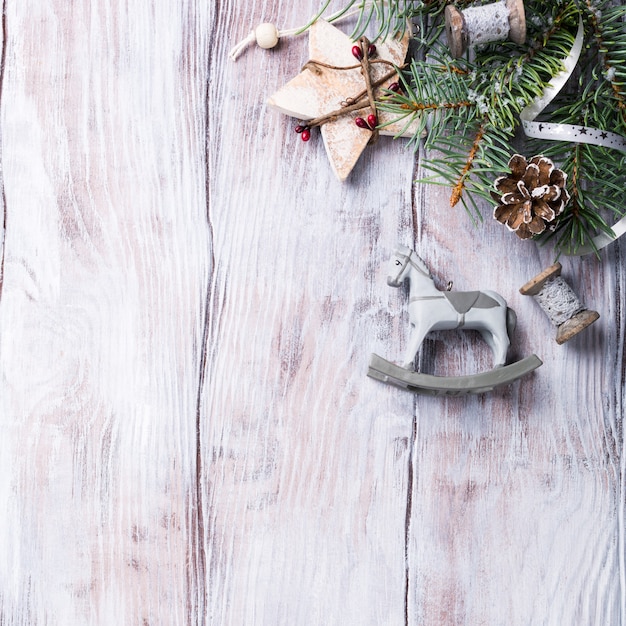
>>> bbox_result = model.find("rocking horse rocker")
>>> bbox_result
[368,245,542,395]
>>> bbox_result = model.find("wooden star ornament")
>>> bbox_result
[267,20,420,182]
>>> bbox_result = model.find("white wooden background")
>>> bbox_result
[0,0,623,624]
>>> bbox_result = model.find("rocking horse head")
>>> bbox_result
[387,245,432,288]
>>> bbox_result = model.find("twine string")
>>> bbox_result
[342,65,398,105]
[228,4,372,61]
[229,32,257,61]
[357,37,380,142]
[306,99,372,128]
[300,52,401,132]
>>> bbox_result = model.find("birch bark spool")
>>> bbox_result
[445,0,526,58]
[519,263,599,344]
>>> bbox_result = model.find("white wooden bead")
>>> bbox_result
[255,23,279,49]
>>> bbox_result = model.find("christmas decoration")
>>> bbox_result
[445,0,526,58]
[367,245,542,395]
[520,262,599,344]
[228,4,377,61]
[491,154,569,239]
[305,0,626,255]
[266,19,422,181]
[518,16,626,254]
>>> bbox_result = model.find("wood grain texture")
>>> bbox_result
[0,0,210,622]
[407,180,625,625]
[0,0,624,624]
[202,3,415,623]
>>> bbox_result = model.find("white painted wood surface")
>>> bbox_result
[0,0,623,624]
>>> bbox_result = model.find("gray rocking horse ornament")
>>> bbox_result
[368,245,542,395]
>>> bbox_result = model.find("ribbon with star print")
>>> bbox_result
[520,17,626,255]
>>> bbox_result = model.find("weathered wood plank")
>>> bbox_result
[404,176,625,624]
[0,0,623,623]
[201,1,416,623]
[0,1,210,622]
[207,0,625,623]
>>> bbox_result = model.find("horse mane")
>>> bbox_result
[411,252,431,277]
[395,245,432,278]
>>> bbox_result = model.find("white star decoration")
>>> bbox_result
[267,20,421,181]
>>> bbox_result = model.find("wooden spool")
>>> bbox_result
[445,0,526,58]
[519,263,599,345]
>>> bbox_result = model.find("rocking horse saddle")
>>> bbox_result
[443,291,499,314]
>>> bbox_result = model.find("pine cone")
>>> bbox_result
[491,154,570,239]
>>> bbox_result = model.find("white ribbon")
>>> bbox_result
[520,17,626,255]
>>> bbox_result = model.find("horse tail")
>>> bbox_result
[506,307,517,339]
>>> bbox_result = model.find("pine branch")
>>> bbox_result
[531,140,626,253]
[304,0,432,40]
[306,0,626,253]
[581,0,626,132]
[374,1,580,216]
[449,121,487,207]
[376,53,480,146]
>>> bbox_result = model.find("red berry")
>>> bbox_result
[367,43,376,57]
[388,82,400,92]
[301,128,311,141]
[354,117,368,129]
[367,114,377,129]
[294,125,305,133]
[351,45,363,61]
